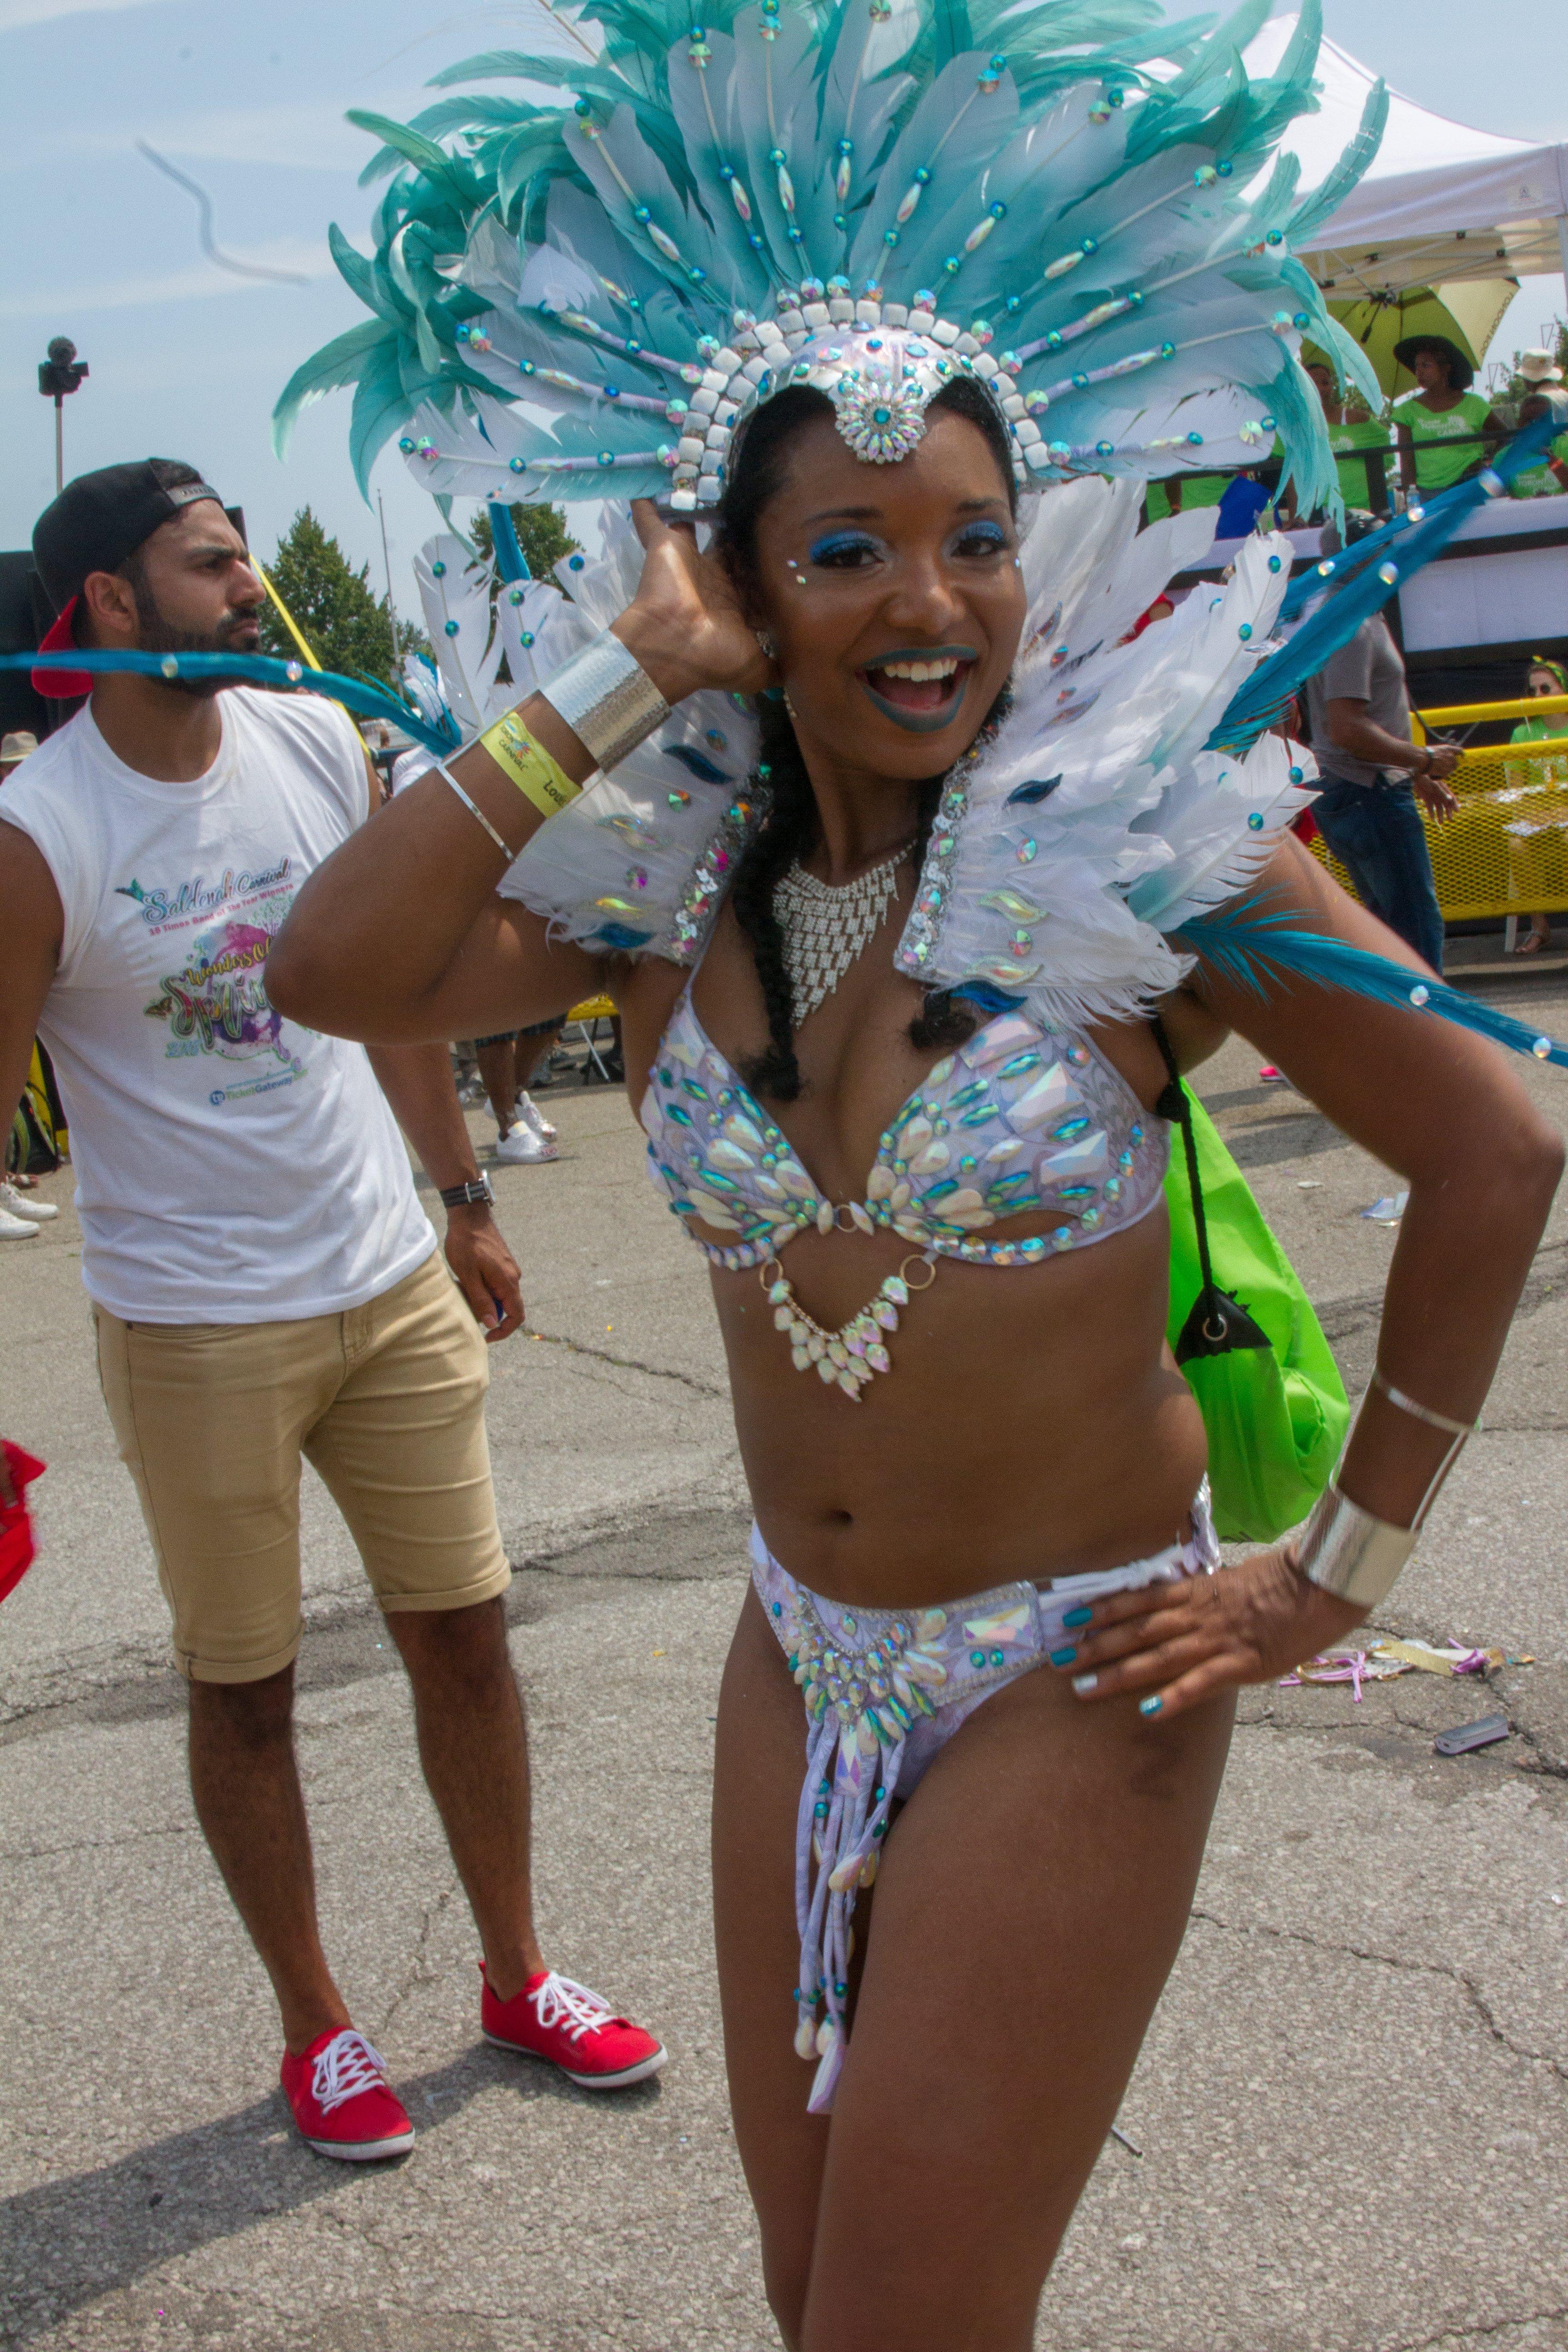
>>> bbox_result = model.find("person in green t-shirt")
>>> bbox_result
[1392,336,1503,496]
[1309,361,1391,510]
[1506,658,1568,954]
[1508,393,1568,499]
[1145,470,1226,523]
[1274,362,1392,519]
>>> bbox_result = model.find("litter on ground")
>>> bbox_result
[1280,1639,1534,1701]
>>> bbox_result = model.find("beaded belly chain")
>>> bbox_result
[640,990,1167,1399]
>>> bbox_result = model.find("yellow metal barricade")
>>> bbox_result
[1309,693,1568,926]
[566,994,619,1082]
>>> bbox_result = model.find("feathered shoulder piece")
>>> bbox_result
[896,476,1311,1026]
[398,505,766,957]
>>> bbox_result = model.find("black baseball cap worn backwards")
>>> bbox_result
[31,458,225,697]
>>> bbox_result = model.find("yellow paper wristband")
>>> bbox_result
[480,710,583,819]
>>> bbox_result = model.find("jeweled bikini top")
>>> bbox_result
[641,990,1167,1275]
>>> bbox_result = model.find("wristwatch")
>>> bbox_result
[438,1176,495,1210]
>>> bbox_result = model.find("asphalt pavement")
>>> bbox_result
[3,983,1568,2352]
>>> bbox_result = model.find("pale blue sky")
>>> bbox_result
[3,0,1564,606]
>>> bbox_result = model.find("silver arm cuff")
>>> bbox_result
[539,630,669,772]
[1292,1484,1416,1611]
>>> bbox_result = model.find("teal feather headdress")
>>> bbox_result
[275,0,1378,518]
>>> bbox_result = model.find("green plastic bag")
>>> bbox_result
[1162,1083,1350,1545]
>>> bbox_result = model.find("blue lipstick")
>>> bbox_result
[858,646,977,735]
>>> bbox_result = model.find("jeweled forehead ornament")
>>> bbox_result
[666,284,1028,511]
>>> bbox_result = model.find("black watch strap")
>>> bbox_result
[439,1177,494,1210]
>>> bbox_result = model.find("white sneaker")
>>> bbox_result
[1,1181,57,1222]
[0,1205,39,1240]
[515,1090,558,1145]
[495,1126,558,1165]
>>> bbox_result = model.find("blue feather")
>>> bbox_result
[487,501,532,583]
[1174,907,1568,1072]
[1276,410,1560,624]
[1208,412,1563,751]
[953,979,1024,1014]
[13,651,461,759]
[664,743,731,783]
[1287,76,1388,248]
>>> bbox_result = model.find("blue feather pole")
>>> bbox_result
[1275,411,1560,625]
[8,651,462,758]
[1205,412,1561,753]
[1174,906,1568,1072]
[487,500,531,583]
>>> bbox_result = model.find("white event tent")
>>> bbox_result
[1246,16,1568,353]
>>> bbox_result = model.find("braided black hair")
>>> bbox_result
[715,377,1018,1102]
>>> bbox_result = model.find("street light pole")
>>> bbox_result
[377,490,399,652]
[38,337,89,493]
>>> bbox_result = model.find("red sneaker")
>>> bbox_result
[481,1966,666,2089]
[280,2027,415,2161]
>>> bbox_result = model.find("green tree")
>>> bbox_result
[258,507,401,684]
[468,500,579,582]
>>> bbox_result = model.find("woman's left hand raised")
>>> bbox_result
[612,498,776,705]
[1053,1547,1368,1722]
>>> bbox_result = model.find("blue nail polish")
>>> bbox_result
[1049,1644,1077,1668]
[1063,1606,1093,1629]
[1071,1672,1098,1695]
[1138,1695,1163,1718]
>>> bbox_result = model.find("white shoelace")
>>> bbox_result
[527,1972,613,2045]
[310,2029,390,2115]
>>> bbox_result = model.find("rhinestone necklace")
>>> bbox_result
[773,843,913,1030]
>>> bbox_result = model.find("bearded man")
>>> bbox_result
[0,462,663,2162]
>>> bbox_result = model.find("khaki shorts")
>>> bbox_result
[93,1249,511,1684]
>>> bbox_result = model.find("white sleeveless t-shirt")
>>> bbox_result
[1,690,435,1323]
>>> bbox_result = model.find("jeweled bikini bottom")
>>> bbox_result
[750,1489,1219,2114]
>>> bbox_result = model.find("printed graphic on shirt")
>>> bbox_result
[120,860,308,1106]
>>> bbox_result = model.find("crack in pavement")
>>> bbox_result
[377,1876,459,2040]
[1385,2301,1568,2352]
[522,1328,725,1400]
[1189,1907,1568,2084]
[1316,1240,1568,1370]
[1237,1677,1568,1785]
[1507,1719,1568,1782]
[0,1821,194,1864]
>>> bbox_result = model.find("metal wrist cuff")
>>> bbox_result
[1292,1483,1416,1610]
[539,630,668,772]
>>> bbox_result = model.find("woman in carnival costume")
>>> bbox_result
[263,1,1565,2339]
